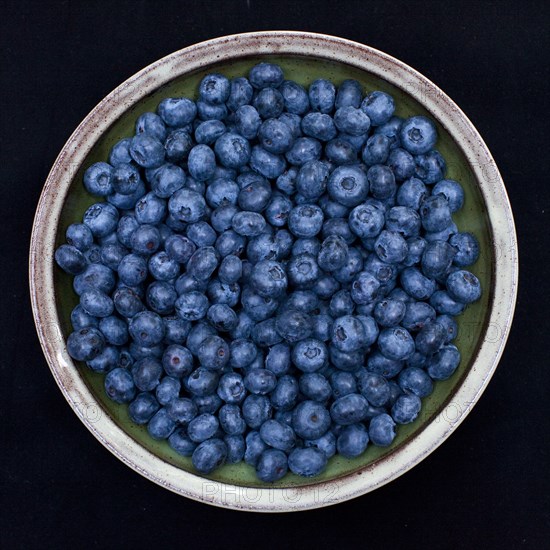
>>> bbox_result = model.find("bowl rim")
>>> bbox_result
[29,30,518,512]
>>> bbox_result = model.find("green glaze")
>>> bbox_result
[54,55,492,488]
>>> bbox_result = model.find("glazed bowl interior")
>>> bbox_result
[53,53,493,489]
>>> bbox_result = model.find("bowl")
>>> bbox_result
[29,31,518,512]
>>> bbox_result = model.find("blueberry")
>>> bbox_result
[65,223,94,253]
[164,129,193,162]
[80,289,114,318]
[400,267,437,300]
[377,327,415,361]
[391,393,422,424]
[329,347,365,373]
[214,132,251,169]
[135,111,167,142]
[192,439,227,474]
[265,194,292,228]
[308,79,336,113]
[217,372,247,404]
[99,316,128,346]
[330,393,369,425]
[421,240,457,279]
[224,434,246,464]
[435,314,458,344]
[109,138,133,166]
[327,290,353,318]
[373,299,406,327]
[244,431,268,467]
[249,62,284,89]
[104,367,137,404]
[330,371,357,399]
[325,138,358,165]
[357,371,391,407]
[149,163,186,198]
[420,194,453,233]
[328,165,369,207]
[186,221,217,248]
[256,449,288,482]
[83,202,119,238]
[446,269,482,304]
[164,234,196,265]
[187,413,220,443]
[400,116,437,155]
[401,301,436,332]
[397,177,429,210]
[174,288,211,320]
[249,145,286,179]
[283,137,320,167]
[223,76,252,111]
[71,304,99,331]
[129,134,165,168]
[360,90,394,125]
[169,429,197,457]
[295,160,330,200]
[374,230,408,264]
[292,339,328,373]
[83,162,114,196]
[292,401,331,439]
[430,290,466,316]
[299,373,332,403]
[369,413,396,446]
[107,180,147,210]
[415,322,447,355]
[242,286,279,322]
[112,285,145,317]
[198,73,230,105]
[242,395,272,429]
[334,79,362,109]
[86,346,119,373]
[253,87,284,119]
[55,244,87,275]
[196,99,228,121]
[187,144,216,181]
[301,112,337,141]
[403,236,427,267]
[193,394,223,415]
[331,315,366,353]
[129,311,165,347]
[207,279,240,307]
[334,106,371,136]
[257,118,293,155]
[367,165,396,200]
[197,335,230,371]
[244,369,277,395]
[374,116,403,149]
[415,150,447,184]
[194,119,225,145]
[155,376,181,406]
[234,105,262,140]
[276,310,313,343]
[350,271,380,305]
[260,419,296,452]
[129,393,160,424]
[162,344,193,378]
[270,374,299,411]
[250,260,288,298]
[132,357,163,392]
[398,366,433,398]
[288,204,324,238]
[288,446,327,477]
[336,423,369,458]
[232,211,266,237]
[157,97,197,127]
[426,344,461,380]
[66,326,106,362]
[265,344,291,376]
[185,367,219,397]
[280,80,309,114]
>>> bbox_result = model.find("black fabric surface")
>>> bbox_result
[1,1,549,548]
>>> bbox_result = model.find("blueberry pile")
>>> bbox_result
[55,62,482,481]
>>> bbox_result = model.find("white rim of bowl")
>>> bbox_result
[29,31,518,512]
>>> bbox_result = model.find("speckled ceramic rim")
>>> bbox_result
[29,31,518,512]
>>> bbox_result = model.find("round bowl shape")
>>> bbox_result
[29,31,518,512]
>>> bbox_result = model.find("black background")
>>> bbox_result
[1,1,549,548]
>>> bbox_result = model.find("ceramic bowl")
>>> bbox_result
[29,31,518,512]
